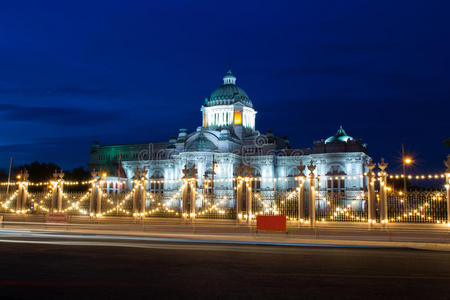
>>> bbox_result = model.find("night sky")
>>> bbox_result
[0,0,449,174]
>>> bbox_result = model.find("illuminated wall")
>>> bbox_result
[202,104,256,129]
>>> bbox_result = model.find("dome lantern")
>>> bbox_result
[202,70,257,131]
[205,70,252,108]
[223,70,236,85]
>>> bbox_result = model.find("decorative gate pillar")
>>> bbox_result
[51,170,64,212]
[132,167,148,217]
[89,169,103,216]
[140,168,148,216]
[132,180,138,215]
[16,170,29,212]
[366,159,376,224]
[181,165,197,219]
[297,161,306,222]
[307,161,316,225]
[235,163,245,220]
[444,155,450,225]
[378,158,389,224]
[89,170,97,216]
[244,163,254,224]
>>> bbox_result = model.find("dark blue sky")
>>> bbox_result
[0,0,449,174]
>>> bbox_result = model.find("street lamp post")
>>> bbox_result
[401,144,412,200]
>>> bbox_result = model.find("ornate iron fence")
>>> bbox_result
[315,190,368,222]
[1,176,448,226]
[387,190,447,224]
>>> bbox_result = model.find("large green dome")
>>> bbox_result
[204,70,253,108]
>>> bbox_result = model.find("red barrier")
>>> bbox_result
[46,212,68,223]
[256,215,286,232]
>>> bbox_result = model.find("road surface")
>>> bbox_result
[0,229,449,299]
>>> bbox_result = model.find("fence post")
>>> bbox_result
[132,167,142,216]
[378,158,388,225]
[181,165,197,219]
[190,179,196,219]
[132,184,138,215]
[244,163,254,224]
[307,161,316,225]
[444,155,450,225]
[367,159,376,224]
[16,170,29,212]
[16,182,22,212]
[236,178,242,220]
[297,161,306,222]
[90,170,98,216]
[96,184,102,216]
[181,180,188,219]
[246,179,253,224]
[235,163,244,221]
[141,169,148,217]
[52,169,64,212]
[140,183,147,216]
[58,171,64,212]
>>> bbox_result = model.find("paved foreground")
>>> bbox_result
[0,230,449,299]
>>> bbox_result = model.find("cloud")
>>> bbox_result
[0,87,120,97]
[273,65,363,78]
[0,104,125,125]
[0,136,95,169]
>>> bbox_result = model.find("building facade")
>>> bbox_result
[89,70,371,209]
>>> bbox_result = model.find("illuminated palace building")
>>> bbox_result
[89,70,370,207]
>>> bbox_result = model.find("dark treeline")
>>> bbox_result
[387,178,444,191]
[0,161,90,183]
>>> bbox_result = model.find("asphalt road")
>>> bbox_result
[0,231,449,299]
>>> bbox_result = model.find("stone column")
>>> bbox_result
[89,188,96,216]
[140,168,148,217]
[181,165,197,219]
[132,167,141,216]
[235,163,244,220]
[307,161,316,225]
[96,186,102,215]
[132,183,138,216]
[297,161,306,222]
[181,180,188,219]
[244,163,254,224]
[246,179,253,224]
[51,170,64,212]
[50,170,64,212]
[16,170,29,212]
[444,155,450,225]
[236,178,243,219]
[190,180,196,219]
[57,182,64,212]
[16,185,22,211]
[16,183,24,211]
[140,183,147,216]
[90,172,96,216]
[90,170,103,217]
[378,158,388,224]
[366,159,376,224]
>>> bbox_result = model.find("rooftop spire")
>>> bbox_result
[336,125,347,137]
[223,69,236,85]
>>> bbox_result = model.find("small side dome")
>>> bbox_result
[325,126,354,144]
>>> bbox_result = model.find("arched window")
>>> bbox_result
[287,168,298,191]
[202,168,214,195]
[150,170,164,193]
[326,166,346,192]
[252,168,261,192]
